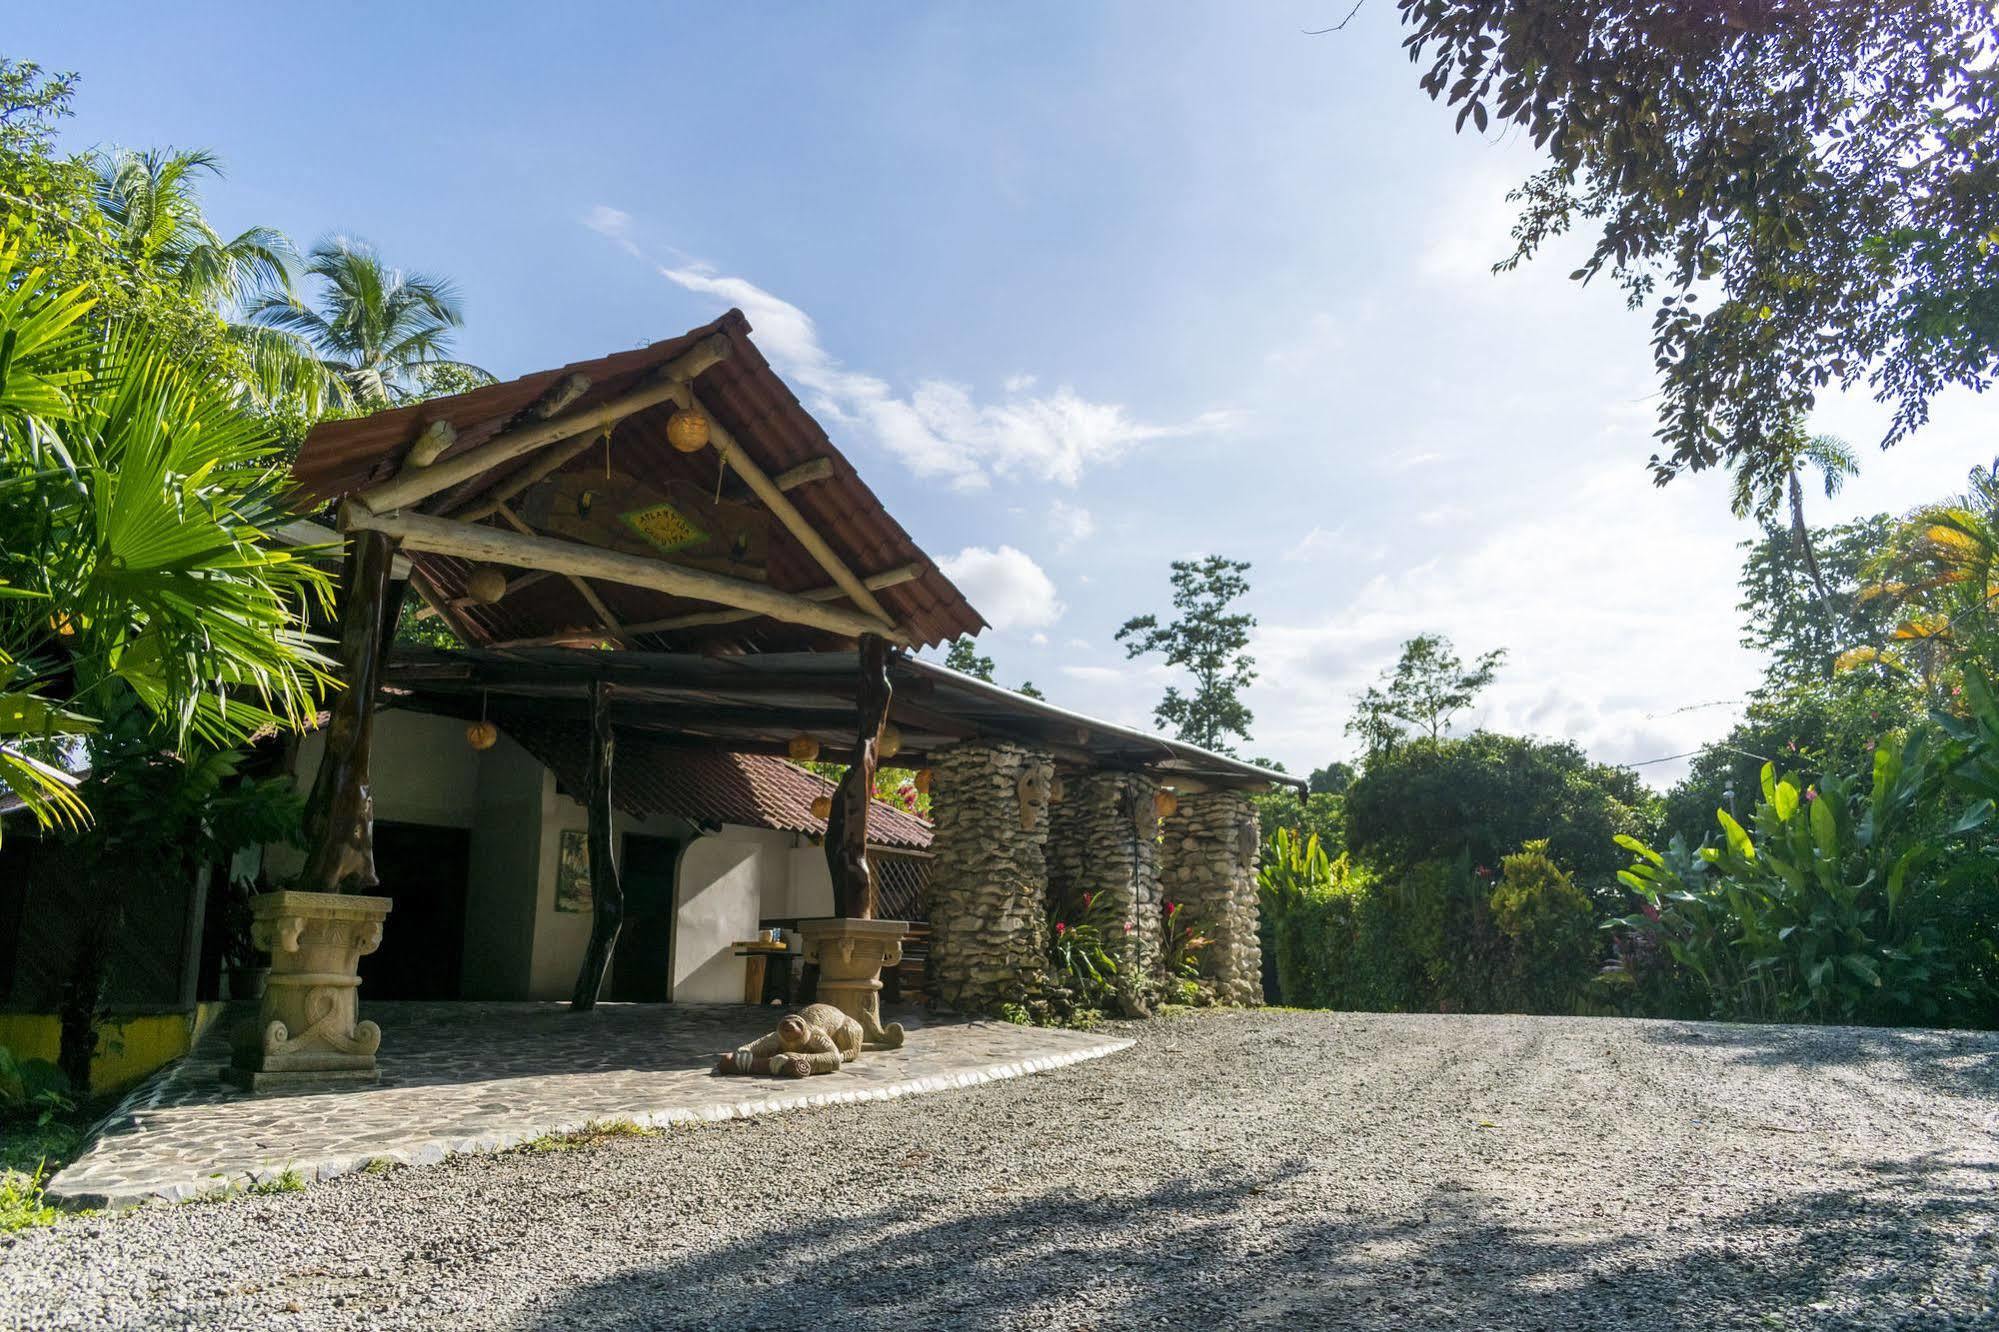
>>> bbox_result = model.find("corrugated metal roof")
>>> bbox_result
[289,311,984,653]
[502,716,932,851]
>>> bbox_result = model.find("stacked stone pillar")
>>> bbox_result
[1047,769,1164,994]
[1159,790,1263,1005]
[923,739,1056,1013]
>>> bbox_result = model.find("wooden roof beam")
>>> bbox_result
[773,456,834,491]
[340,504,907,644]
[613,562,924,638]
[354,334,732,515]
[670,383,897,632]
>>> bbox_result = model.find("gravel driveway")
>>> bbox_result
[5,1009,1997,1330]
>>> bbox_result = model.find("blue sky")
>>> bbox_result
[19,3,1990,781]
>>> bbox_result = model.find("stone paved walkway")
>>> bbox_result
[47,1002,1130,1209]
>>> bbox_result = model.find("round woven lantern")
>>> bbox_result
[787,734,821,763]
[465,720,498,751]
[877,723,903,759]
[810,795,833,821]
[465,566,508,605]
[1154,789,1178,819]
[666,409,710,453]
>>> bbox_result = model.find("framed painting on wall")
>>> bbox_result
[555,828,592,913]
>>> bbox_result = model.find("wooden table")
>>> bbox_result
[732,944,795,1005]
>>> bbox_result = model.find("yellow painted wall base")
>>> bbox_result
[0,1003,226,1096]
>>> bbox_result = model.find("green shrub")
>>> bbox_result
[1488,840,1599,1012]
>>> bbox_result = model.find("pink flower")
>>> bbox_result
[1805,787,1818,802]
[1055,921,1067,936]
[1475,864,1492,879]
[1123,923,1133,934]
[1166,901,1180,916]
[1083,891,1094,908]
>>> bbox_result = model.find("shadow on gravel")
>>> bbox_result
[1639,1021,1999,1098]
[517,1151,1999,1331]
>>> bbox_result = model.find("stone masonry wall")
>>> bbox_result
[924,739,1055,1013]
[1047,769,1163,990]
[1159,790,1263,1005]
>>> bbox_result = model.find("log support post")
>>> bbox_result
[826,635,892,919]
[570,679,624,1009]
[299,528,400,893]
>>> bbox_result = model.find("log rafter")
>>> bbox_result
[339,504,907,644]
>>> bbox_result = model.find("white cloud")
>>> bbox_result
[1029,632,1049,646]
[1049,499,1095,550]
[583,204,632,239]
[1250,462,1762,784]
[649,260,1231,491]
[1284,524,1343,563]
[938,545,1065,631]
[1061,664,1128,685]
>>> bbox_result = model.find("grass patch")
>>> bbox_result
[0,1162,59,1232]
[360,1156,401,1176]
[0,1101,97,1232]
[246,1166,306,1195]
[520,1118,659,1154]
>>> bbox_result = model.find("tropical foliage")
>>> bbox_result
[1399,1,1999,494]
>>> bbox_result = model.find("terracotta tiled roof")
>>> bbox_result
[503,719,931,851]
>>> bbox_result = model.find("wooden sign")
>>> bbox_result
[520,469,770,581]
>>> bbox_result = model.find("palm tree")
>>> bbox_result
[252,237,490,410]
[1730,424,1859,607]
[91,147,332,413]
[1855,460,1999,696]
[0,233,335,838]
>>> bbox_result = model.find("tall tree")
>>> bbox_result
[1399,2,1999,487]
[90,147,329,412]
[943,635,996,682]
[1116,556,1257,754]
[1348,633,1505,754]
[1728,424,1859,608]
[1737,514,1895,684]
[252,236,489,409]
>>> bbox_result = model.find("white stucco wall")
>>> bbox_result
[671,827,793,1003]
[266,708,819,1003]
[783,847,836,921]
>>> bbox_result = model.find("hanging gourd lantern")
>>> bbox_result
[465,720,498,751]
[787,734,821,763]
[1154,789,1178,820]
[465,566,508,605]
[914,767,933,795]
[1049,773,1067,805]
[666,408,711,453]
[877,723,903,759]
[810,795,833,821]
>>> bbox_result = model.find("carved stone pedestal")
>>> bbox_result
[226,890,392,1092]
[797,917,907,1050]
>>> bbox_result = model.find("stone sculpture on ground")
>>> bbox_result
[714,1003,863,1078]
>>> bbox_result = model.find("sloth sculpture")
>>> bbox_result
[715,1003,864,1078]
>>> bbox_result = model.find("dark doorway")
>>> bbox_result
[611,834,679,1002]
[361,821,472,1000]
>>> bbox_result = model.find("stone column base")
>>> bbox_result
[227,890,391,1093]
[799,917,907,1049]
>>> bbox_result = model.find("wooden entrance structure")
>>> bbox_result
[286,313,985,1009]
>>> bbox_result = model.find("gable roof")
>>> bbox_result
[289,310,983,653]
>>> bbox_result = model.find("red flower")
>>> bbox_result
[1475,864,1492,879]
[1055,921,1067,935]
[1166,901,1180,916]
